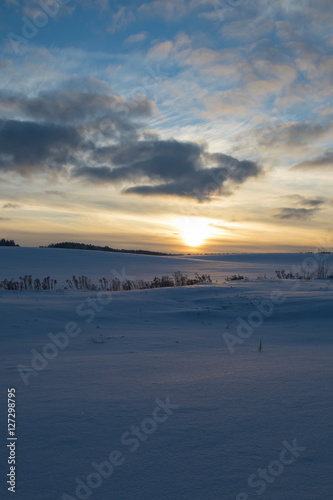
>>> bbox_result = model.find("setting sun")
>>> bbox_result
[174,217,215,247]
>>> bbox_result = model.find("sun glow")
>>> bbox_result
[175,217,215,248]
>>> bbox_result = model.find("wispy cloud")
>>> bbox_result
[3,202,21,208]
[274,207,319,221]
[291,150,333,171]
[282,194,327,207]
[124,32,148,44]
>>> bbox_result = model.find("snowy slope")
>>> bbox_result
[0,249,332,500]
[0,246,324,283]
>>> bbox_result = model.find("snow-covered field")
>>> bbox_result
[0,248,332,499]
[0,246,323,283]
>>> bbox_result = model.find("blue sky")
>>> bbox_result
[1,0,333,251]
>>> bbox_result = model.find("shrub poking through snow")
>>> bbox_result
[275,265,331,280]
[225,274,247,281]
[66,275,97,290]
[275,255,331,280]
[88,335,107,344]
[0,275,57,290]
[275,269,301,280]
[66,272,211,290]
[0,272,212,291]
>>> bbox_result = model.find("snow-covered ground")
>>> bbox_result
[0,246,326,284]
[0,248,332,499]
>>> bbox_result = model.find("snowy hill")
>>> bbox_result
[0,246,323,283]
[0,248,332,499]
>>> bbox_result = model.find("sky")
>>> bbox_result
[0,0,333,253]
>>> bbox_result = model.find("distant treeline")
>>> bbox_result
[304,251,333,254]
[40,241,181,256]
[0,238,19,247]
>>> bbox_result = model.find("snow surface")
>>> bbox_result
[0,248,332,499]
[0,247,324,284]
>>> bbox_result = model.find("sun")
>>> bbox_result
[174,217,215,248]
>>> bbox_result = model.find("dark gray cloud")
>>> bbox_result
[0,118,261,201]
[274,193,329,220]
[0,90,155,125]
[274,207,318,221]
[301,198,325,207]
[0,119,79,175]
[291,149,333,171]
[297,196,326,207]
[73,139,262,201]
[0,90,155,150]
[0,90,261,201]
